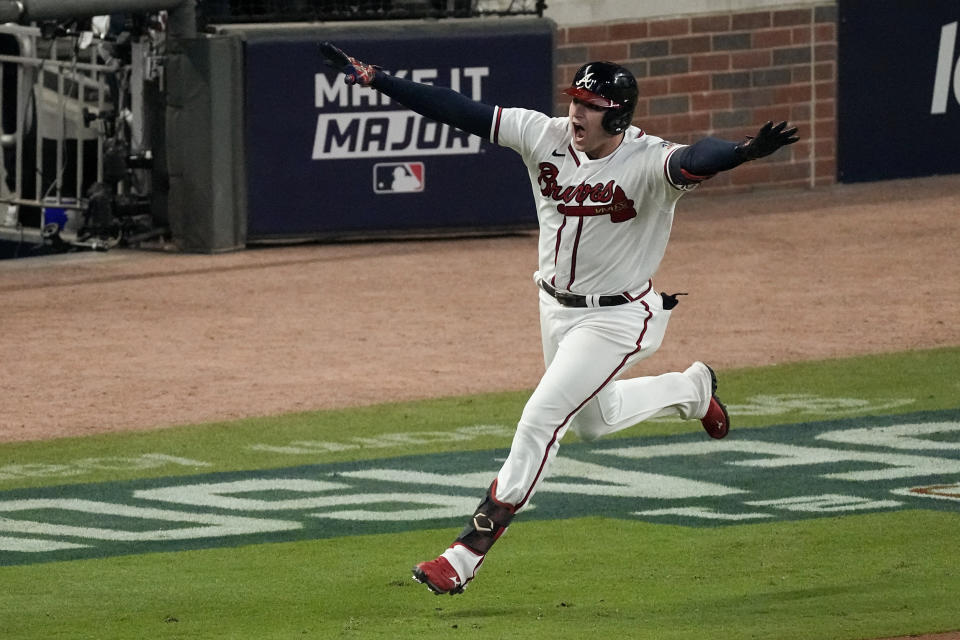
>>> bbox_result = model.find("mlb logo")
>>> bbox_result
[373,162,425,193]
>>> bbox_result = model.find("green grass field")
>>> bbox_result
[1,347,959,639]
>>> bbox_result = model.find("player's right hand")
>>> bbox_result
[318,41,380,86]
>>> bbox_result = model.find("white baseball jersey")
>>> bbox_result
[491,107,693,297]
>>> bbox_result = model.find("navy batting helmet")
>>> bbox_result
[563,62,638,135]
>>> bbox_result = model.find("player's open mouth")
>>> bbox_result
[572,122,585,141]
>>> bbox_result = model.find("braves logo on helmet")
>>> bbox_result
[575,69,598,92]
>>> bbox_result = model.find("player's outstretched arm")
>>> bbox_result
[319,42,495,140]
[667,120,799,186]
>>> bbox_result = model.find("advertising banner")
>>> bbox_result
[838,1,960,182]
[240,20,554,239]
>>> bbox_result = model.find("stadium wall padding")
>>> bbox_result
[165,34,247,253]
[229,18,555,242]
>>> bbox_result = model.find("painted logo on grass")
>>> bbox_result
[0,409,958,566]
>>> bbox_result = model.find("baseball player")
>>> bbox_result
[319,43,798,596]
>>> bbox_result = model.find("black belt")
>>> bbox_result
[538,279,631,307]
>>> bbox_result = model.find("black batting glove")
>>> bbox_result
[318,41,381,86]
[735,121,799,161]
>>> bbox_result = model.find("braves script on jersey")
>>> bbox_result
[492,107,693,296]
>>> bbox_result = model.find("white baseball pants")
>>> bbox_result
[494,284,712,509]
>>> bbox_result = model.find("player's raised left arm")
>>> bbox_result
[319,41,495,139]
[667,120,799,186]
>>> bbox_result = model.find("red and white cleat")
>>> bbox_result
[412,556,467,595]
[700,364,730,439]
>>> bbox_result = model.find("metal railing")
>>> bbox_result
[0,21,160,252]
[199,0,546,23]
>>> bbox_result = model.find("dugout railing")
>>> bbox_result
[199,0,545,24]
[0,20,162,251]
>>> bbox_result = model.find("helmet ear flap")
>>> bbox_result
[602,107,633,135]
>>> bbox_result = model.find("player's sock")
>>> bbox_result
[683,361,714,419]
[441,543,485,584]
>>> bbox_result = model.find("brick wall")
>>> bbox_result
[554,4,837,192]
